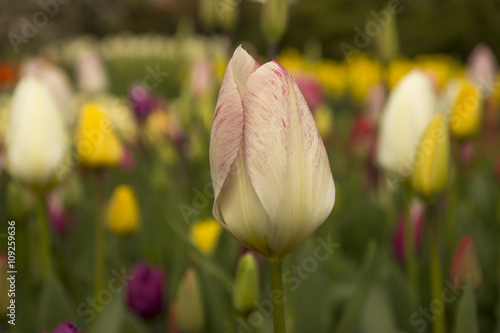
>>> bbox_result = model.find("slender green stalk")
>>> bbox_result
[269,260,286,333]
[429,207,446,333]
[93,172,105,295]
[37,195,52,280]
[403,188,419,297]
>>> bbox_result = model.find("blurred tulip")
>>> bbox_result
[75,50,109,93]
[313,59,347,97]
[75,102,123,168]
[127,261,165,319]
[210,46,335,260]
[459,141,476,167]
[177,268,205,333]
[466,43,498,98]
[47,193,70,236]
[189,218,222,256]
[443,80,482,140]
[293,72,324,110]
[199,0,216,29]
[20,57,76,126]
[348,114,375,157]
[363,83,386,122]
[233,252,260,314]
[450,235,482,291]
[5,76,69,192]
[167,303,181,333]
[312,103,334,139]
[347,54,383,102]
[377,70,436,181]
[393,201,424,262]
[106,185,140,236]
[191,58,213,97]
[92,94,138,144]
[411,113,450,204]
[120,148,135,172]
[385,57,414,90]
[128,83,158,120]
[51,320,81,333]
[261,0,288,43]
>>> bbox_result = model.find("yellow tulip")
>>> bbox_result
[189,218,222,256]
[75,102,123,168]
[411,114,450,204]
[106,185,140,236]
[448,81,482,139]
[313,104,334,139]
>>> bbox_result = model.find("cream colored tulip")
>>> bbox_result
[377,69,437,181]
[210,46,335,261]
[5,76,69,191]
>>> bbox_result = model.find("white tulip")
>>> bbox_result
[6,76,69,191]
[210,46,335,260]
[377,69,437,180]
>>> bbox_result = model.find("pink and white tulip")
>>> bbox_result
[209,46,335,260]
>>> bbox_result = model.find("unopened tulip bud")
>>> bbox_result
[106,185,140,236]
[51,320,81,333]
[210,46,335,260]
[128,83,158,120]
[293,72,324,110]
[127,261,165,319]
[312,104,334,139]
[75,102,123,168]
[393,201,424,262]
[177,268,205,333]
[189,218,222,256]
[47,193,70,236]
[466,43,498,98]
[450,236,482,291]
[377,70,436,180]
[5,76,69,192]
[75,50,108,94]
[459,141,475,167]
[261,0,288,43]
[411,113,450,205]
[445,80,482,140]
[233,253,260,314]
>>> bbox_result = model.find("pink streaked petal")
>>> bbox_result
[242,61,335,257]
[210,46,259,221]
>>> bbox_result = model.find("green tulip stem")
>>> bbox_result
[93,172,105,296]
[37,195,52,280]
[403,189,419,297]
[429,207,446,333]
[269,260,286,333]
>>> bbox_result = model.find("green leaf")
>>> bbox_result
[360,284,399,333]
[37,274,77,332]
[454,279,479,333]
[87,292,125,333]
[333,240,379,333]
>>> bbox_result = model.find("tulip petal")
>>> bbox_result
[216,147,272,257]
[242,61,335,257]
[210,46,259,220]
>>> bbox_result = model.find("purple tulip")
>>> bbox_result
[52,320,81,333]
[47,193,69,236]
[127,261,165,319]
[128,83,158,120]
[393,201,423,262]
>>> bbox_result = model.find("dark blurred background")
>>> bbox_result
[1,0,500,60]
